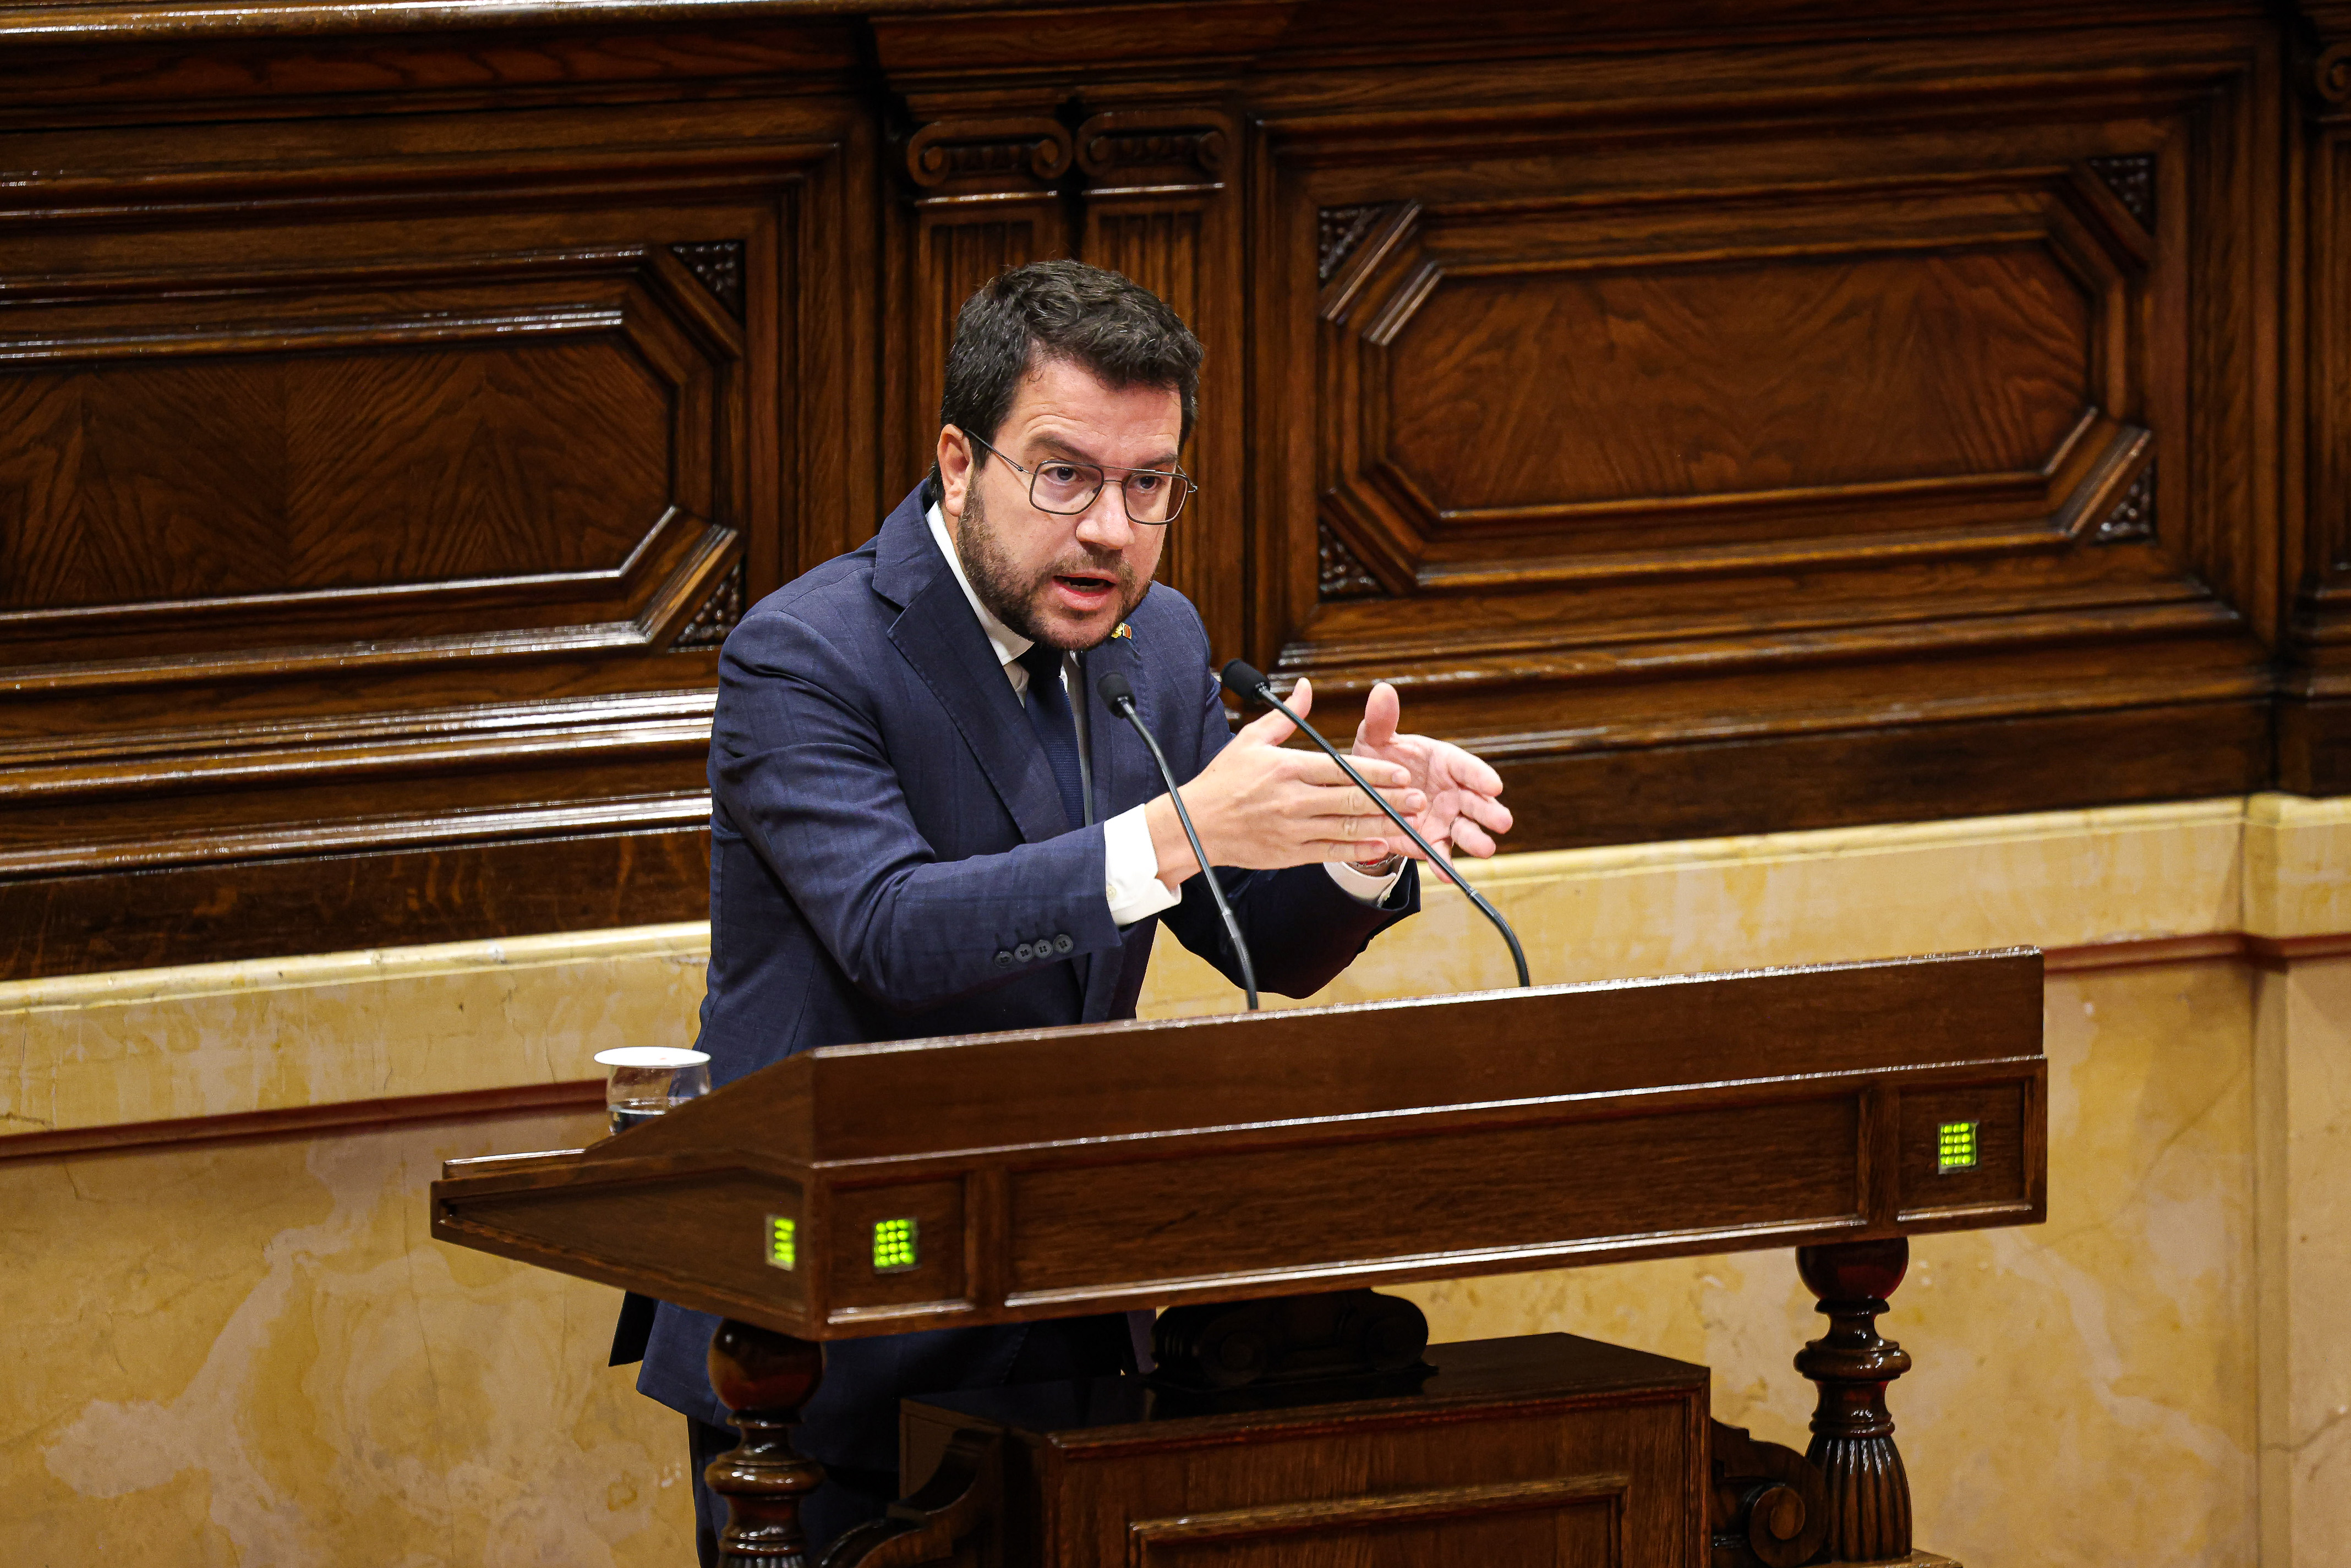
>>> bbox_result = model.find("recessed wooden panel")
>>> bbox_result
[0,337,671,611]
[1895,1081,2030,1221]
[829,1180,970,1318]
[1006,1098,1860,1297]
[1383,248,2090,515]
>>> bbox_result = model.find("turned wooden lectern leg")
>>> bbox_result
[705,1319,827,1568]
[1794,1237,1915,1563]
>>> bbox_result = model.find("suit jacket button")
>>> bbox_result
[1015,942,1035,962]
[994,949,1014,968]
[1053,934,1074,954]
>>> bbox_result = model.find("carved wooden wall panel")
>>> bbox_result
[1248,20,2273,848]
[0,92,867,974]
[0,0,2333,974]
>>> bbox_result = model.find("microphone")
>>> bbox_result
[1097,672,1259,1011]
[1218,660,1530,990]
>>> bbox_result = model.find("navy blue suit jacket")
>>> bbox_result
[630,487,1417,1466]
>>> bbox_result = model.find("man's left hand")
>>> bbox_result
[1349,680,1513,859]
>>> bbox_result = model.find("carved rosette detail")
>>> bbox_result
[674,561,747,650]
[670,240,746,319]
[1318,206,1385,282]
[1794,1238,1914,1564]
[2086,155,2155,229]
[2096,462,2156,543]
[1317,520,1387,600]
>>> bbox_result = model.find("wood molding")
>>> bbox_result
[0,1078,604,1166]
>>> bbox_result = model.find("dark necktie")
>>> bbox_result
[1016,643,1087,830]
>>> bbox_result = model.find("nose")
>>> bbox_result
[1071,484,1136,552]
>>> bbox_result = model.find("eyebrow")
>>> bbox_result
[1031,434,1182,471]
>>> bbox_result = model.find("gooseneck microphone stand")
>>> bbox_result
[1220,660,1532,990]
[1097,672,1259,1011]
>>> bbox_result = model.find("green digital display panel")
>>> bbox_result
[765,1215,796,1271]
[872,1217,920,1274]
[1937,1120,1981,1174]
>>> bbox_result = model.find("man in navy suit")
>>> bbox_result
[620,260,1513,1561]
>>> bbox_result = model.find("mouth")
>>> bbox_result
[1049,571,1120,612]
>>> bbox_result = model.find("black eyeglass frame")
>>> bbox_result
[961,430,1194,525]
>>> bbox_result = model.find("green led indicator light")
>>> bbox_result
[765,1215,796,1271]
[1937,1121,1981,1174]
[872,1217,920,1274]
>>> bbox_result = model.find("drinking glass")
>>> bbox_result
[594,1046,712,1135]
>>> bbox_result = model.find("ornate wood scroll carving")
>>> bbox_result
[673,560,748,649]
[902,118,1074,195]
[2087,154,2155,228]
[1317,519,1388,600]
[2095,462,2156,542]
[1708,1421,1829,1568]
[1318,205,1387,282]
[671,240,747,319]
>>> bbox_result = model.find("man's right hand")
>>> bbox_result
[1144,677,1423,890]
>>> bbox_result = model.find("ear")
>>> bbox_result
[937,425,976,520]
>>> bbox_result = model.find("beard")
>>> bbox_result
[954,481,1151,651]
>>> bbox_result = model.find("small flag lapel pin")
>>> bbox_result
[1113,622,1134,640]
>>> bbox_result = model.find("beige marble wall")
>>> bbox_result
[4,794,2345,1566]
[2,1110,692,1566]
[2255,956,2351,1567]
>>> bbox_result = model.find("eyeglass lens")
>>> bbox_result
[1030,459,1190,523]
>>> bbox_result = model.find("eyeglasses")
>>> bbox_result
[963,431,1193,525]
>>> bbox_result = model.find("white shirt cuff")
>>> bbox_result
[1326,857,1405,906]
[1104,804,1184,926]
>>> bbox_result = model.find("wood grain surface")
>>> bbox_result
[429,949,2046,1339]
[2,0,2343,976]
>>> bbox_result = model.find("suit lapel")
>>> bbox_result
[880,513,1071,850]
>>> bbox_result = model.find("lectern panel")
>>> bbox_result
[1006,1098,1858,1297]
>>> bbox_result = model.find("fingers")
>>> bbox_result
[1289,676,1312,721]
[1455,791,1513,835]
[1233,701,1296,750]
[1446,818,1499,858]
[1353,680,1401,753]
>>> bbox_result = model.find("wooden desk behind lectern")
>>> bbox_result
[432,948,2044,1566]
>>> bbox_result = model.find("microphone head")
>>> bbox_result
[1095,671,1137,709]
[1219,660,1271,699]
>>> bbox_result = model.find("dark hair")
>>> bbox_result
[924,260,1202,507]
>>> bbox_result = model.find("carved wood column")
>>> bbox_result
[884,107,1076,492]
[1072,105,1248,657]
[706,1318,827,1568]
[2286,2,2351,791]
[1794,1237,1914,1562]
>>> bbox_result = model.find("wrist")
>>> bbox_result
[1349,849,1404,875]
[1144,794,1204,891]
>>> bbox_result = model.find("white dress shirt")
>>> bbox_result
[925,502,1401,926]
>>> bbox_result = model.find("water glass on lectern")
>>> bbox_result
[593,1046,712,1135]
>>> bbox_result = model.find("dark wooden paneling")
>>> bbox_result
[1251,26,2274,835]
[0,86,872,975]
[0,1,2336,977]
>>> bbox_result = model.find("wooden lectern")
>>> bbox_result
[433,949,2043,1566]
